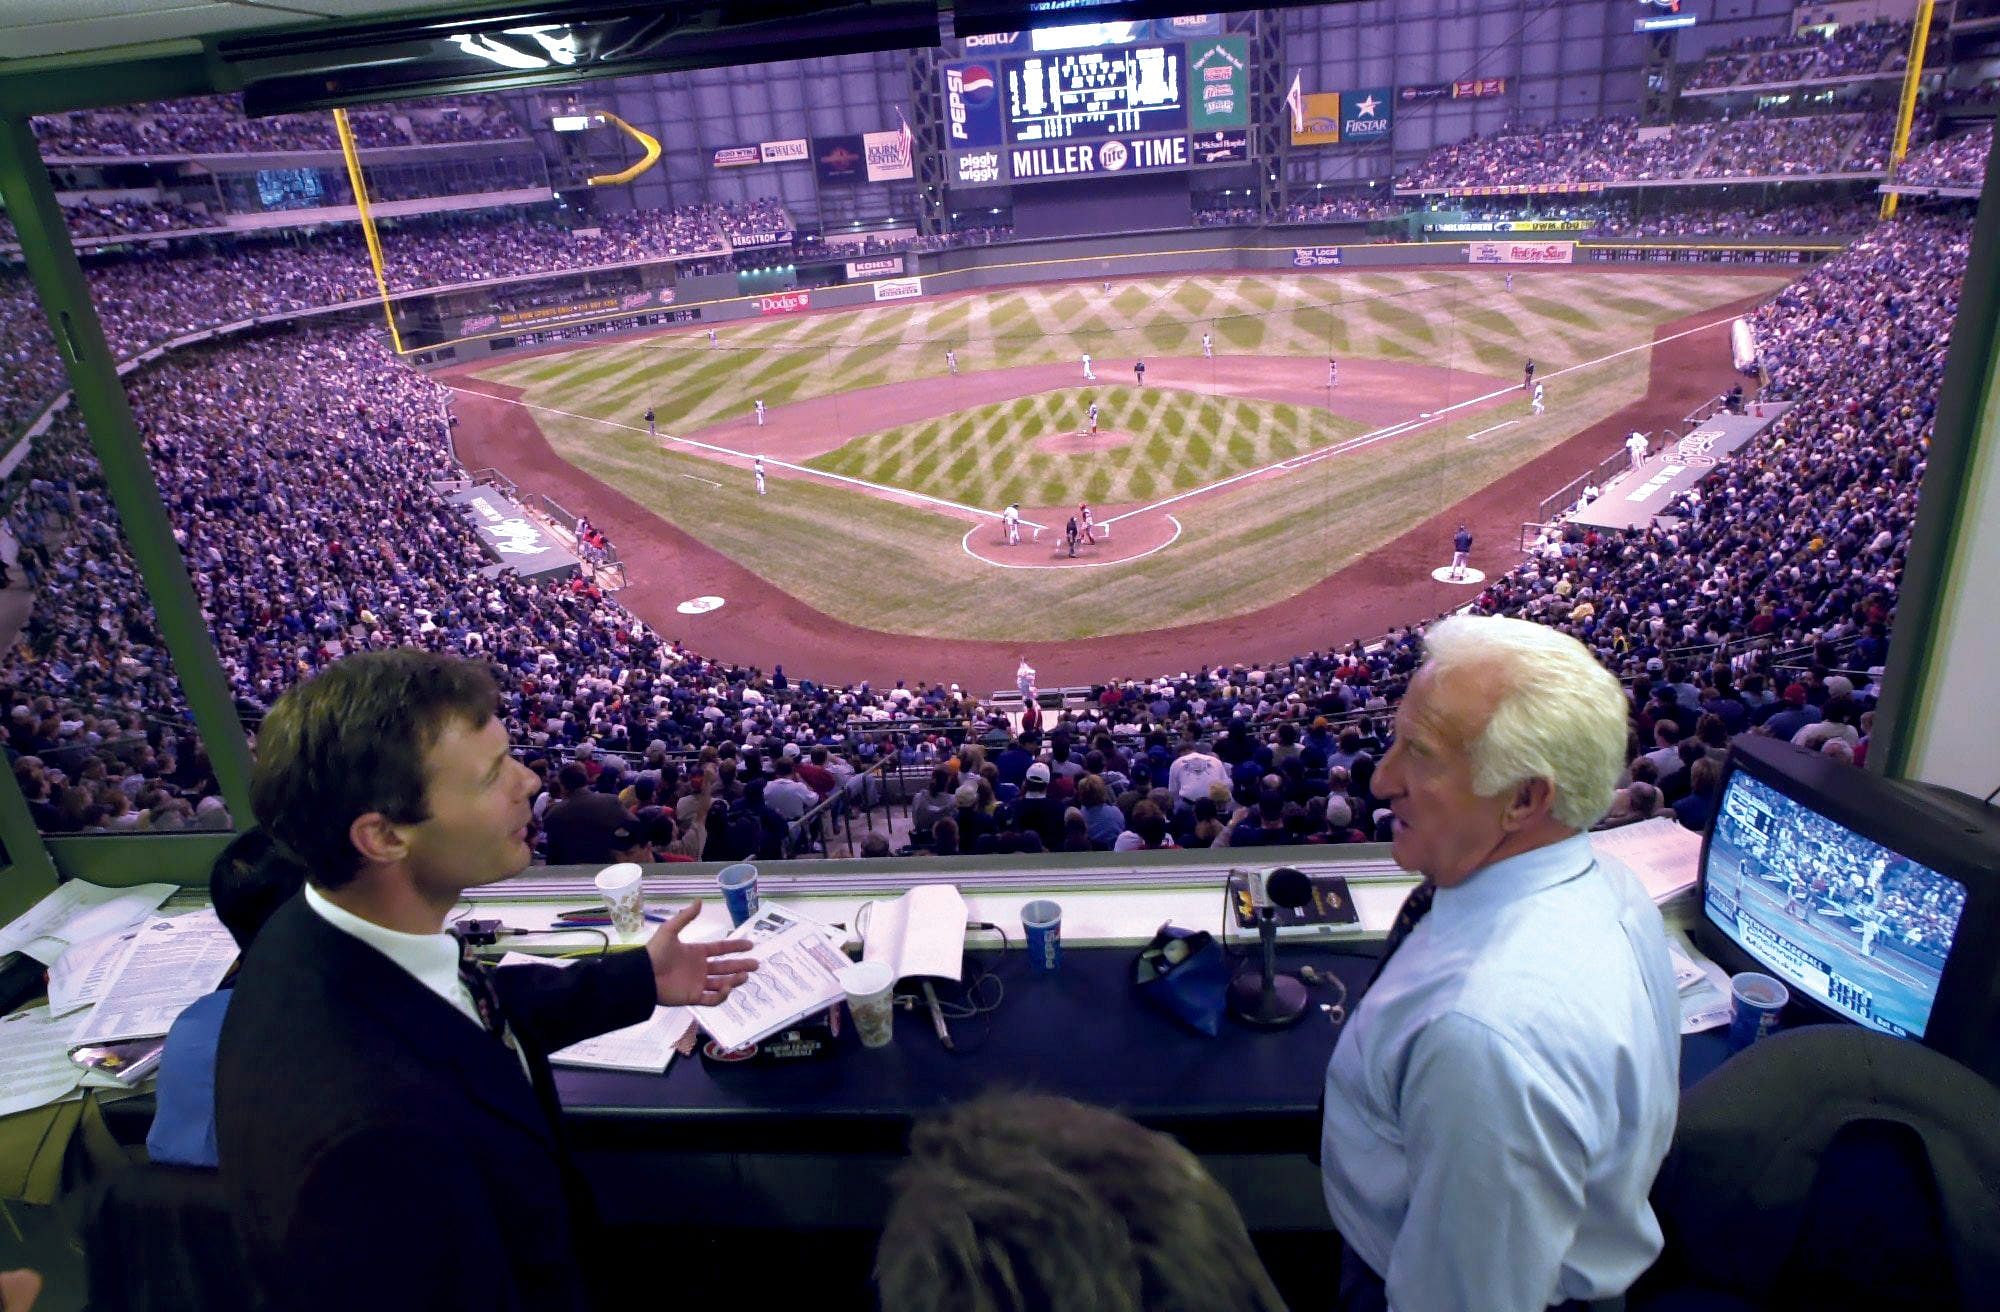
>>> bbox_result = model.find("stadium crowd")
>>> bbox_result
[1896,123,1992,189]
[1397,111,1898,189]
[0,199,216,247]
[1682,20,1912,92]
[29,93,523,158]
[0,143,1970,856]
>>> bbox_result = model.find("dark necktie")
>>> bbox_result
[458,956,510,1043]
[1367,878,1437,987]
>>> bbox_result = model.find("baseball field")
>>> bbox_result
[446,265,1792,687]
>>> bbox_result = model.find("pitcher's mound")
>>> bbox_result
[1032,427,1134,455]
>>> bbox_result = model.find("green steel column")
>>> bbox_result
[0,753,59,915]
[0,115,256,822]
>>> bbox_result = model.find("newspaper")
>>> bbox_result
[47,927,143,1017]
[0,880,176,965]
[70,908,238,1050]
[694,921,851,1052]
[0,1004,87,1118]
[494,951,695,1075]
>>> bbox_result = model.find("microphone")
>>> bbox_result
[1228,866,1311,1028]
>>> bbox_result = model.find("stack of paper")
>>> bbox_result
[1591,818,1704,906]
[494,952,694,1075]
[0,880,177,966]
[1670,930,1733,1035]
[69,908,238,1051]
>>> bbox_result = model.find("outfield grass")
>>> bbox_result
[475,268,1779,435]
[477,268,1792,640]
[804,386,1368,509]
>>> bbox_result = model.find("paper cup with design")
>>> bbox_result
[593,863,645,937]
[1728,971,1789,1050]
[839,960,895,1048]
[1021,899,1063,973]
[717,862,760,926]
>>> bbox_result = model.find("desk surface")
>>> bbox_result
[555,943,1735,1156]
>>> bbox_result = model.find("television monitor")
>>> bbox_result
[1698,736,2000,1082]
[255,167,325,211]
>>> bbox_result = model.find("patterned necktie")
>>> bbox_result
[1367,879,1437,987]
[458,956,510,1042]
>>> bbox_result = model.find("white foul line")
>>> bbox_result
[961,516,1183,570]
[1100,311,1737,527]
[1462,419,1519,442]
[680,474,723,488]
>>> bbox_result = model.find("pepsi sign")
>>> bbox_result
[942,61,1005,148]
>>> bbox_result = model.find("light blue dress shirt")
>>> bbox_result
[1320,832,1681,1312]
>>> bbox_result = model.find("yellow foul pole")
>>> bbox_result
[331,107,405,354]
[1882,0,1936,221]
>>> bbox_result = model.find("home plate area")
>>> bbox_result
[962,506,1183,568]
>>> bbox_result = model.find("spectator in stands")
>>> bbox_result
[876,1093,1288,1312]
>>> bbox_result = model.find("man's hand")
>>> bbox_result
[645,902,757,1007]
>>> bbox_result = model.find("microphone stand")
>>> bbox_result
[1228,903,1308,1028]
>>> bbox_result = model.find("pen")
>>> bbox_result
[922,981,954,1051]
[556,911,668,926]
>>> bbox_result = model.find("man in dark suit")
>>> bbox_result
[217,651,756,1311]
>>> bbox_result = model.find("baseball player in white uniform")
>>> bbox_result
[1016,658,1036,699]
[1531,382,1546,416]
[1202,332,1213,358]
[1082,352,1095,381]
[754,458,766,495]
[1327,358,1338,389]
[1087,401,1100,436]
[946,349,958,375]
[1626,430,1648,471]
[1505,271,1514,293]
[1003,503,1021,545]
[754,400,766,426]
[708,328,717,346]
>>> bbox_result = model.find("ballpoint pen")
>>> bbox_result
[922,981,954,1050]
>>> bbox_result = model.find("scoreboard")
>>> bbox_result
[942,28,1250,187]
[1006,46,1186,142]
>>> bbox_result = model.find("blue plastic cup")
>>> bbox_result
[718,863,760,927]
[1728,971,1789,1050]
[1022,900,1062,973]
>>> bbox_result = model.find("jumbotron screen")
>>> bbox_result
[942,24,1250,186]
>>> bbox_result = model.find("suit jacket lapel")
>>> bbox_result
[286,901,558,1148]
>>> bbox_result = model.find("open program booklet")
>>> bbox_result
[695,889,966,1052]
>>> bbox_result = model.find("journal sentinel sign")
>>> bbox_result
[1008,132,1189,183]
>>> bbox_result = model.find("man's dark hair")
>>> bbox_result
[876,1093,1286,1312]
[249,651,500,889]
[209,827,307,951]
[557,763,589,793]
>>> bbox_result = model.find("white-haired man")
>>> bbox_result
[1321,615,1678,1312]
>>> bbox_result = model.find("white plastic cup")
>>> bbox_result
[839,959,895,1049]
[1729,971,1790,1050]
[593,863,645,937]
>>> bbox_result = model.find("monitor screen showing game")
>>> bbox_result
[1703,767,1968,1039]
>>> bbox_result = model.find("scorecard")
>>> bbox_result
[1006,46,1187,142]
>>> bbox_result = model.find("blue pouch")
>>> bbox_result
[1132,922,1231,1037]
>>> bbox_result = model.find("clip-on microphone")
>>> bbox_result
[1228,866,1312,1028]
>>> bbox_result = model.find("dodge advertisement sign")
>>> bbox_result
[756,291,812,315]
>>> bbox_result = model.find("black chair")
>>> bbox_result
[1632,1026,2000,1312]
[81,1162,261,1311]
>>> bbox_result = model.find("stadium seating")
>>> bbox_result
[29,93,524,158]
[1897,123,1992,190]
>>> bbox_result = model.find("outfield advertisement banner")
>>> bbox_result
[1190,129,1249,163]
[943,62,1007,149]
[1447,182,1605,197]
[1424,219,1595,234]
[731,230,792,249]
[1399,83,1451,103]
[872,277,923,302]
[1292,246,1344,268]
[1453,77,1508,98]
[815,134,866,185]
[863,128,914,181]
[1007,131,1194,183]
[1341,88,1392,144]
[760,138,809,164]
[953,147,1007,184]
[756,291,812,315]
[712,146,759,168]
[457,288,677,336]
[1291,91,1342,145]
[1467,240,1575,265]
[1188,36,1248,129]
[846,257,904,278]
